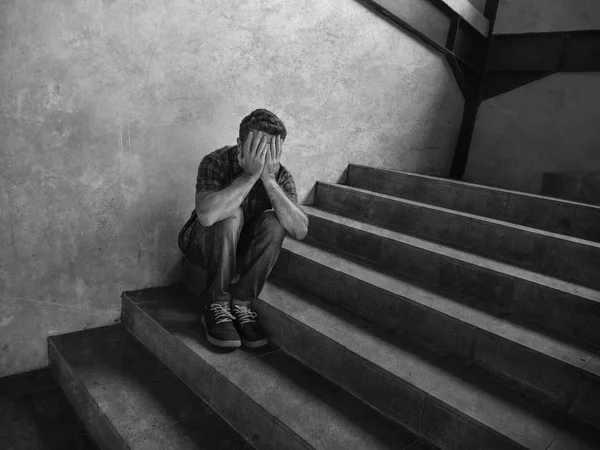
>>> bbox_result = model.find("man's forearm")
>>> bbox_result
[195,173,259,226]
[262,177,308,240]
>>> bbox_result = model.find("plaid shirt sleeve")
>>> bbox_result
[196,154,225,193]
[278,166,298,203]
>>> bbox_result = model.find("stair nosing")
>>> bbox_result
[281,237,599,371]
[315,181,600,249]
[347,164,600,212]
[48,338,130,450]
[302,205,600,303]
[49,328,231,450]
[125,285,570,450]
[257,280,570,450]
[123,292,422,450]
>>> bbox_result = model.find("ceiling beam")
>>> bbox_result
[484,30,600,98]
[435,0,490,36]
[488,30,600,72]
[356,0,489,84]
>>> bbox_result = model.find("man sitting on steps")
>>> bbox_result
[178,109,309,349]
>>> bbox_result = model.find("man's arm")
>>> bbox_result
[196,131,269,227]
[261,135,308,241]
[262,177,308,240]
[195,173,258,227]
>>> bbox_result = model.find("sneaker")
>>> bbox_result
[231,304,268,348]
[202,303,241,348]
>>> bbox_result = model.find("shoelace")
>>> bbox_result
[232,305,258,326]
[208,303,235,325]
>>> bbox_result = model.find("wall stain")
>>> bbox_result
[0,316,14,329]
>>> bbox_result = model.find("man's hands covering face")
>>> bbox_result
[262,135,282,181]
[238,131,282,182]
[238,131,269,177]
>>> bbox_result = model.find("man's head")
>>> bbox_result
[237,109,287,149]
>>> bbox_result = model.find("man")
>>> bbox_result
[178,109,308,349]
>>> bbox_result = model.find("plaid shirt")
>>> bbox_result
[188,144,297,226]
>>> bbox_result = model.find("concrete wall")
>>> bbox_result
[466,74,600,193]
[464,0,600,193]
[494,0,600,34]
[0,0,463,376]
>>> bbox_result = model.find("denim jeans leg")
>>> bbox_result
[230,210,286,303]
[182,208,244,306]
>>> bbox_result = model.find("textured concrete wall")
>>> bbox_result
[465,74,600,193]
[0,0,463,376]
[494,0,600,33]
[464,0,600,193]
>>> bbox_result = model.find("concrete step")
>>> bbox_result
[48,324,253,450]
[272,238,600,430]
[121,286,430,450]
[542,172,600,207]
[345,164,600,242]
[301,206,600,349]
[251,278,600,450]
[314,182,600,290]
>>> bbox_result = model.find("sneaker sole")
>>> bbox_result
[201,316,241,348]
[242,337,269,349]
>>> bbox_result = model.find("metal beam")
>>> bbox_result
[432,0,490,36]
[488,30,600,72]
[355,0,487,78]
[566,32,600,71]
[352,0,497,178]
[484,30,600,99]
[482,71,555,100]
[450,0,501,180]
[445,17,469,97]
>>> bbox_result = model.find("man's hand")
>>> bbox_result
[238,131,269,178]
[262,135,282,181]
[260,133,308,240]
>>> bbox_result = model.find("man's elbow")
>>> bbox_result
[195,197,216,227]
[196,211,216,228]
[292,221,309,241]
[293,229,308,241]
[199,217,215,228]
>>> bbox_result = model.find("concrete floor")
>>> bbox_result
[0,369,97,450]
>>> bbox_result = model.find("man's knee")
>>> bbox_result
[212,208,244,237]
[255,210,286,242]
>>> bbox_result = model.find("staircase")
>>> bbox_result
[48,164,600,450]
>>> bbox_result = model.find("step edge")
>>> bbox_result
[346,165,600,212]
[256,284,567,449]
[300,208,600,303]
[121,297,285,449]
[125,283,599,447]
[123,295,405,450]
[281,240,599,370]
[50,325,241,449]
[314,182,600,249]
[48,338,129,450]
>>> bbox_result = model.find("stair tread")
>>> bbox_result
[317,181,600,248]
[301,205,600,303]
[282,236,600,373]
[348,164,600,211]
[258,279,600,450]
[49,325,253,450]
[124,290,424,450]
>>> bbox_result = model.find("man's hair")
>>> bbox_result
[239,109,287,144]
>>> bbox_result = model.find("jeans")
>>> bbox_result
[178,208,286,306]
